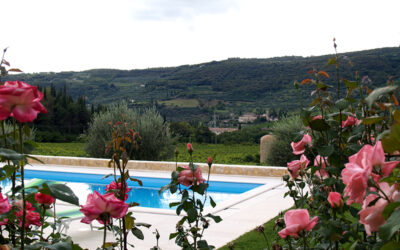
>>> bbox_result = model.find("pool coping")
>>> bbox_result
[28,155,288,177]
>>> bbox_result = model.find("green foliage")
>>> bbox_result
[266,116,304,166]
[217,124,268,145]
[33,84,91,142]
[85,102,173,160]
[169,121,192,142]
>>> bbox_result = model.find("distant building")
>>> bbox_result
[209,127,238,135]
[238,113,257,123]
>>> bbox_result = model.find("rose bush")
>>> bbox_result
[274,40,400,249]
[160,143,222,249]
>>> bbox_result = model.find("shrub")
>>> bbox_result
[85,102,173,160]
[266,115,304,166]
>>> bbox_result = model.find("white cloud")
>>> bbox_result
[1,0,399,73]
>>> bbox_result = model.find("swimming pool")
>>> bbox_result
[1,169,263,209]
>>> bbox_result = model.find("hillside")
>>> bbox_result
[6,47,400,121]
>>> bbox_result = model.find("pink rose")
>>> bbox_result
[15,201,41,228]
[342,115,359,127]
[35,193,55,205]
[0,81,47,122]
[342,166,368,205]
[291,134,312,155]
[187,143,194,154]
[327,192,343,208]
[178,166,206,187]
[342,141,399,205]
[287,154,310,179]
[359,183,400,235]
[106,181,132,201]
[368,141,399,178]
[0,193,11,214]
[278,209,318,238]
[314,155,329,178]
[80,191,129,225]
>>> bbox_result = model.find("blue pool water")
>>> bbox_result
[1,170,262,209]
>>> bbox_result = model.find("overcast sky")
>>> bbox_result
[2,0,400,73]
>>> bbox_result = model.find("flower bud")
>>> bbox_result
[327,192,343,208]
[207,157,212,167]
[187,143,193,154]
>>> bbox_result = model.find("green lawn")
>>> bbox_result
[218,212,286,250]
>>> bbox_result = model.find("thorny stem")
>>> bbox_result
[103,220,107,250]
[334,40,344,166]
[334,39,341,100]
[374,182,391,202]
[302,231,308,250]
[19,124,26,250]
[202,165,212,207]
[53,201,56,235]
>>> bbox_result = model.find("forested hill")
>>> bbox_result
[6,47,400,121]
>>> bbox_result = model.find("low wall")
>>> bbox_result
[28,155,288,177]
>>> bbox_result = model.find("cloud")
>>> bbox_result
[133,0,239,21]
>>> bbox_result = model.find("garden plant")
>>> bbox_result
[159,144,222,249]
[272,40,400,249]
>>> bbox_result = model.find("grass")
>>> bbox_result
[32,142,261,165]
[218,212,286,250]
[168,143,260,165]
[32,142,89,157]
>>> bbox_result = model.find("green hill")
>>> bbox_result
[6,47,400,121]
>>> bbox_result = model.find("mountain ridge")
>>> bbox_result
[5,47,400,121]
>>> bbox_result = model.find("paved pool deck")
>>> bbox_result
[25,163,293,249]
